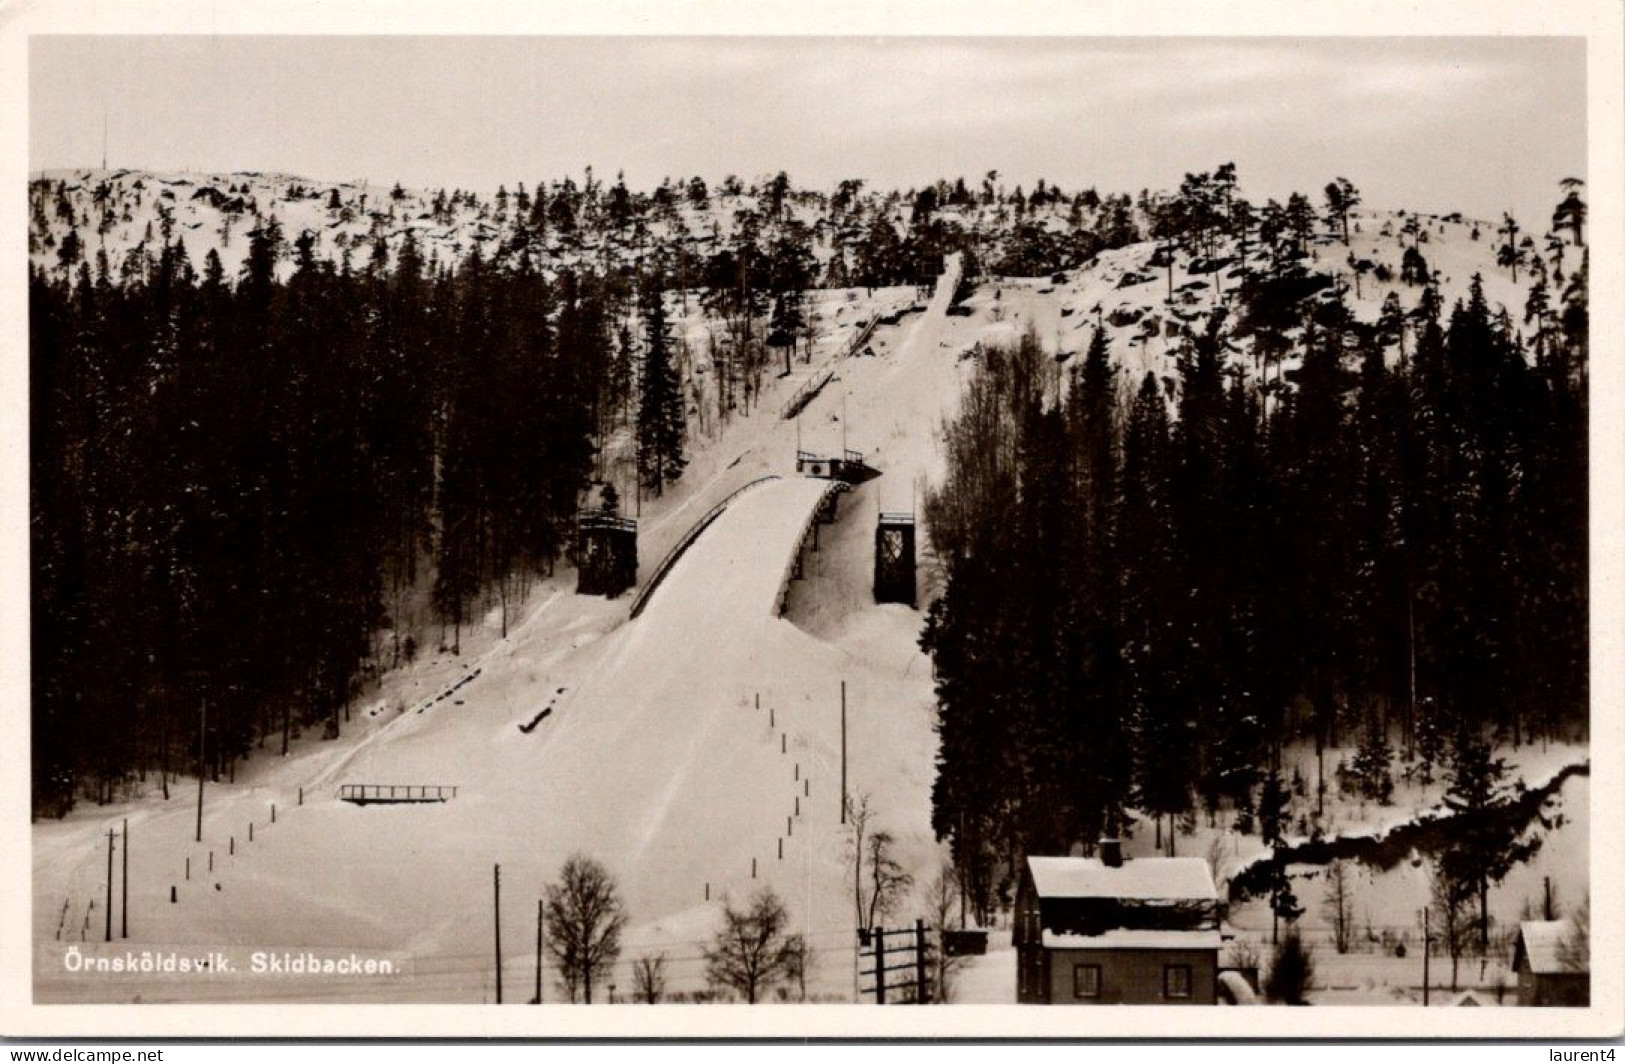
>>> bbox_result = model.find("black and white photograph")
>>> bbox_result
[4,0,1621,1041]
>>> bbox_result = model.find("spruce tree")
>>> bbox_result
[1441,724,1540,949]
[636,279,686,496]
[1267,853,1305,945]
[1258,763,1290,845]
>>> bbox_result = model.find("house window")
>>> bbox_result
[1074,964,1102,999]
[1164,964,1193,999]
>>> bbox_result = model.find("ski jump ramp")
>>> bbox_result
[632,475,841,629]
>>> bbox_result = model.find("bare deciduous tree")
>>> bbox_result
[924,859,965,1003]
[1321,860,1355,954]
[543,852,628,1004]
[1204,833,1230,897]
[843,792,874,930]
[865,831,913,931]
[704,886,808,1004]
[632,953,667,1004]
[1427,859,1472,992]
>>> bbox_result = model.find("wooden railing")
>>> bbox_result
[576,510,637,534]
[775,480,849,616]
[780,312,888,420]
[781,367,835,420]
[338,784,459,804]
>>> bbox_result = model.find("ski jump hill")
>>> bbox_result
[33,254,965,1005]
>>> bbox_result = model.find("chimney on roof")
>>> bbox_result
[1100,838,1123,868]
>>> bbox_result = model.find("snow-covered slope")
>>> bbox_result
[30,168,951,283]
[959,208,1551,404]
[30,161,1579,1007]
[32,255,966,1005]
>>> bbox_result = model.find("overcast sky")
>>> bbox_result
[31,36,1586,226]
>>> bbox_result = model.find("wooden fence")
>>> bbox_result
[858,920,935,1004]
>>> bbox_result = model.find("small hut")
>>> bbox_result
[1512,919,1588,1006]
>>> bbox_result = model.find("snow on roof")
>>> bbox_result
[1517,920,1583,975]
[1027,855,1217,902]
[1042,929,1223,951]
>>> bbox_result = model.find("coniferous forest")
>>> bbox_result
[921,180,1588,920]
[30,166,1586,874]
[29,225,620,813]
[28,168,1129,817]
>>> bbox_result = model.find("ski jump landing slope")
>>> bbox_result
[631,475,832,624]
[33,479,861,1005]
[33,257,962,1003]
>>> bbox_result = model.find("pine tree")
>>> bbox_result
[1441,724,1540,950]
[1322,177,1360,245]
[1258,763,1290,845]
[1267,852,1305,945]
[636,279,686,496]
[1551,180,1585,247]
[1121,371,1192,850]
[1350,721,1395,804]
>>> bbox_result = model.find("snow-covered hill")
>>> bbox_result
[960,207,1553,399]
[29,165,1582,1007]
[32,254,967,1005]
[30,167,966,282]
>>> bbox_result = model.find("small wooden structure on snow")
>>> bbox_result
[1512,919,1588,1006]
[575,509,638,598]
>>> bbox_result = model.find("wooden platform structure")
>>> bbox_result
[575,510,638,598]
[797,448,878,484]
[874,511,917,607]
[338,784,459,806]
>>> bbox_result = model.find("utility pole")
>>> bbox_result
[196,698,206,843]
[121,818,129,935]
[840,681,847,824]
[1422,906,1431,1007]
[104,829,116,943]
[493,864,503,1004]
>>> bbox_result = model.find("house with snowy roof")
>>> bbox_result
[1512,919,1588,1006]
[1014,842,1221,1005]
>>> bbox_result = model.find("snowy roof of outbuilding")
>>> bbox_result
[1027,855,1217,902]
[1516,920,1584,975]
[1217,970,1260,1005]
[1042,929,1223,951]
